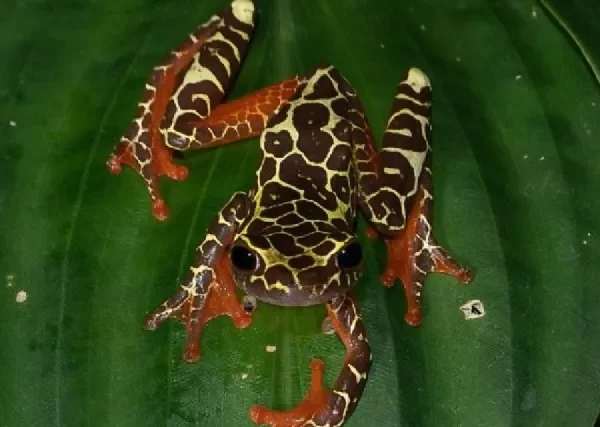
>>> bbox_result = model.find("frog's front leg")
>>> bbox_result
[144,192,252,362]
[352,68,473,326]
[107,0,255,220]
[249,293,371,427]
[163,76,303,151]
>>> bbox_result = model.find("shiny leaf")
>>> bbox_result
[1,0,599,426]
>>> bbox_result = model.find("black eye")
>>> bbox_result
[231,245,258,272]
[336,242,363,269]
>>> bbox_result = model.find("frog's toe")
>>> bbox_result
[152,198,170,221]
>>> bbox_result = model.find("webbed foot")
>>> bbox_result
[144,254,252,362]
[367,187,473,326]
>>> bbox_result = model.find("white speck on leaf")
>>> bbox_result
[583,240,588,245]
[266,345,277,353]
[539,156,545,161]
[16,290,27,303]
[9,120,16,127]
[587,232,592,237]
[241,373,248,380]
[420,24,426,31]
[592,101,597,107]
[455,56,461,62]
[380,43,385,49]
[460,299,485,320]
[515,74,523,81]
[523,154,529,159]
[6,274,14,287]
[531,7,538,18]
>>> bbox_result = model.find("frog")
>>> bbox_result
[107,1,474,426]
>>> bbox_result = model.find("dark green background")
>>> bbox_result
[1,0,599,426]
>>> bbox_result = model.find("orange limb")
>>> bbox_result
[182,77,303,149]
[145,253,252,363]
[367,188,473,326]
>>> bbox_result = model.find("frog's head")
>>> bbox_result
[229,219,364,306]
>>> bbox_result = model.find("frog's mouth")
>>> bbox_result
[231,264,362,307]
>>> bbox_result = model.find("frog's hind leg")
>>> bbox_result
[249,294,371,427]
[108,0,256,220]
[355,67,473,326]
[144,253,252,362]
[107,14,223,220]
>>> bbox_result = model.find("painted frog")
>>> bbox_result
[107,1,474,426]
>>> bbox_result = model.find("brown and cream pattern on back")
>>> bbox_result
[231,67,363,306]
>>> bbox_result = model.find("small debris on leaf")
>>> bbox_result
[6,274,14,287]
[241,373,249,380]
[419,24,426,31]
[523,154,529,159]
[265,345,277,353]
[460,299,485,320]
[9,120,16,127]
[515,74,523,81]
[531,7,538,18]
[583,240,588,245]
[380,43,385,49]
[455,56,461,62]
[16,290,27,303]
[539,156,545,161]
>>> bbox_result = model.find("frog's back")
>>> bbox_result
[231,66,363,307]
[253,66,356,228]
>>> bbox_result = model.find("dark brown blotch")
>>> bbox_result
[292,102,330,130]
[260,183,301,206]
[295,200,329,221]
[269,232,304,256]
[263,130,294,157]
[297,129,333,164]
[297,232,327,248]
[304,73,339,100]
[259,156,277,185]
[288,255,316,270]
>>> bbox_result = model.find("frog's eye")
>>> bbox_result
[336,242,363,269]
[231,245,258,272]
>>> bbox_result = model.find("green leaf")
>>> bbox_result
[1,0,599,426]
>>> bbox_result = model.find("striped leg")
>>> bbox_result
[360,68,473,325]
[249,293,371,427]
[144,193,251,362]
[107,0,256,220]
[164,76,303,150]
